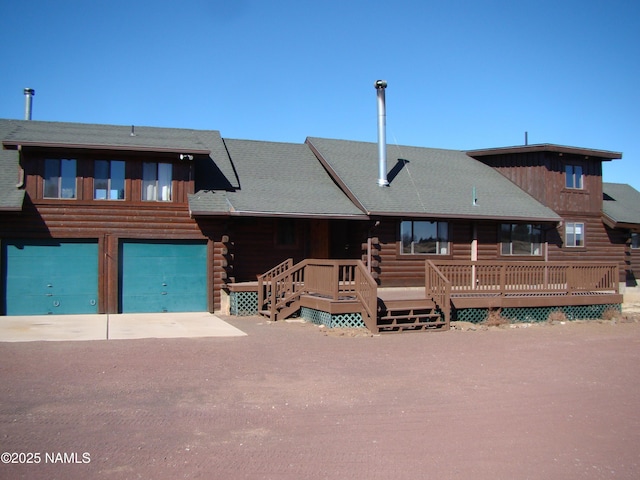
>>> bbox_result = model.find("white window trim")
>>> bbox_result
[565,222,585,248]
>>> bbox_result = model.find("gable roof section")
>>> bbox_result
[189,139,367,219]
[603,183,640,230]
[307,137,560,222]
[0,120,25,211]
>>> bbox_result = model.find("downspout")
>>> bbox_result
[16,145,25,188]
[471,223,478,288]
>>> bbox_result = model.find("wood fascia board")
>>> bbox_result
[367,210,560,223]
[2,140,210,155]
[225,210,369,220]
[466,144,622,160]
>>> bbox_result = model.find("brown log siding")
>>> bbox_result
[478,152,604,215]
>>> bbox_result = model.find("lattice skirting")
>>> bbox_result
[453,304,621,324]
[300,307,365,328]
[230,291,258,316]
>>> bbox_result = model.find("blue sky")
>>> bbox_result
[1,0,638,190]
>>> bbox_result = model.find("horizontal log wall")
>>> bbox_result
[226,218,309,283]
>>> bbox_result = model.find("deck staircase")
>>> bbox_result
[257,259,450,333]
[377,295,446,333]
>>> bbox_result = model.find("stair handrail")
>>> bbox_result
[354,260,378,333]
[257,258,293,314]
[259,259,379,329]
[267,259,310,320]
[425,260,451,326]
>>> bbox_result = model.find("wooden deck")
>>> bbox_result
[228,259,622,333]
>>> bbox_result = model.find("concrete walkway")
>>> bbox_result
[0,312,246,342]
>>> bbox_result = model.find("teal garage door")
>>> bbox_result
[120,240,207,313]
[3,239,99,315]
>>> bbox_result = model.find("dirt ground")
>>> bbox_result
[1,313,640,479]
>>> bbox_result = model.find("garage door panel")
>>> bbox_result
[120,240,207,313]
[3,240,98,315]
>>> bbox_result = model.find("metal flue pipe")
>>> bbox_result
[24,88,35,120]
[375,80,389,187]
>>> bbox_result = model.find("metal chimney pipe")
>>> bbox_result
[375,80,389,187]
[24,88,35,120]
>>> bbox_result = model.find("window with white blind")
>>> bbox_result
[142,162,172,201]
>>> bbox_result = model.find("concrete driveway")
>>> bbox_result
[0,312,246,342]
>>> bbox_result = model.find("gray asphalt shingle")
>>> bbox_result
[603,182,640,227]
[307,137,560,221]
[206,139,367,217]
[0,120,25,210]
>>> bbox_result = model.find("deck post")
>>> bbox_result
[568,265,574,295]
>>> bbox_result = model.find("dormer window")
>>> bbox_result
[565,164,583,189]
[44,158,76,199]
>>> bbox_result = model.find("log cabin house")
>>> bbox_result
[1,117,638,332]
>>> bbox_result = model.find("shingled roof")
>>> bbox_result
[0,120,25,211]
[2,119,211,154]
[190,139,368,218]
[0,118,239,192]
[306,137,560,222]
[603,183,640,230]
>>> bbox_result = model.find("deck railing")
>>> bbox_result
[262,259,377,329]
[257,258,293,314]
[425,261,451,322]
[431,261,619,296]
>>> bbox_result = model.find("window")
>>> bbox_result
[501,224,542,255]
[94,160,125,200]
[632,233,639,249]
[401,220,449,255]
[565,164,583,189]
[565,222,585,247]
[142,162,172,201]
[44,158,76,199]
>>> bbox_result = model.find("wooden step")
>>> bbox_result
[378,319,447,333]
[380,299,436,311]
[380,312,441,321]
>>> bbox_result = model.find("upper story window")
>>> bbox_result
[142,162,172,201]
[565,222,585,247]
[401,220,449,255]
[44,158,76,199]
[565,164,583,189]
[632,233,639,249]
[501,224,542,255]
[94,160,125,200]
